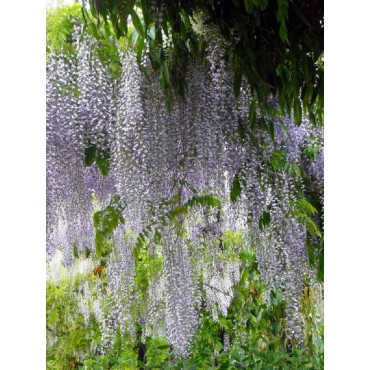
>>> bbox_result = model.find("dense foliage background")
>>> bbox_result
[46,2,323,369]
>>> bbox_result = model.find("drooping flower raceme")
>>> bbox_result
[46,27,324,355]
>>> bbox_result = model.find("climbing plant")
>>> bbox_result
[46,4,323,368]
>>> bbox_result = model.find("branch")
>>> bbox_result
[46,325,59,337]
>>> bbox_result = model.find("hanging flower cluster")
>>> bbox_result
[161,226,199,357]
[46,52,95,263]
[46,25,323,356]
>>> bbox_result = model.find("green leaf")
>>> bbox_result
[136,35,145,65]
[84,145,97,167]
[73,244,79,258]
[95,231,104,258]
[269,121,275,141]
[254,117,268,132]
[148,25,155,40]
[244,0,254,13]
[108,357,119,365]
[159,69,165,91]
[137,360,146,368]
[278,21,288,43]
[259,0,269,11]
[111,211,118,230]
[180,21,187,40]
[133,244,140,261]
[96,153,110,177]
[154,229,161,244]
[103,22,111,37]
[111,195,121,204]
[293,212,322,238]
[162,18,169,37]
[294,98,302,125]
[118,214,125,224]
[277,0,289,43]
[130,9,144,37]
[264,211,271,226]
[165,89,172,112]
[231,174,242,203]
[259,211,271,230]
[93,211,103,228]
[296,199,317,215]
[139,232,145,242]
[240,251,248,262]
[157,344,170,350]
[186,194,221,209]
[247,130,259,149]
[90,21,100,40]
[240,268,249,286]
[249,100,257,125]
[251,348,267,359]
[162,61,170,84]
[131,28,138,48]
[231,351,243,362]
[108,35,117,50]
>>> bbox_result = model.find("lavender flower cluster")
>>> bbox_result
[46,26,324,354]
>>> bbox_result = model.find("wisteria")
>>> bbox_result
[46,51,96,261]
[46,24,324,358]
[162,226,198,357]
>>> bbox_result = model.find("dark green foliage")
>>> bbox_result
[258,211,271,230]
[46,4,82,57]
[84,145,111,177]
[277,0,289,43]
[93,195,125,258]
[46,276,102,369]
[80,0,323,124]
[95,154,110,177]
[230,173,243,203]
[84,145,97,167]
[132,192,221,261]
